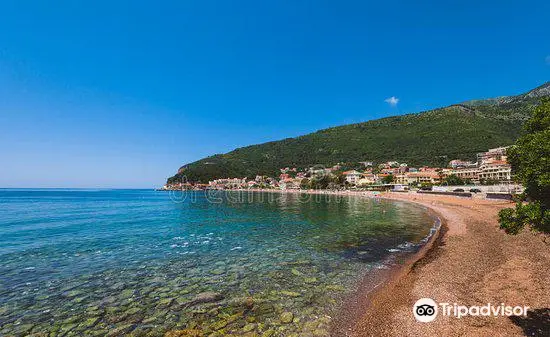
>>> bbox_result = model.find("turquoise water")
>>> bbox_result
[0,189,435,336]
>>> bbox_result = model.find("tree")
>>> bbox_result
[443,174,464,186]
[332,172,346,185]
[499,99,550,235]
[299,178,310,190]
[382,174,394,184]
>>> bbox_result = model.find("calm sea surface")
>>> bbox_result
[0,189,436,336]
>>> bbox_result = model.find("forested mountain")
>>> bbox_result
[167,82,550,183]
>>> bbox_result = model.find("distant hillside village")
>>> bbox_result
[161,146,513,191]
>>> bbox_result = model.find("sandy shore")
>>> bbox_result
[350,191,550,336]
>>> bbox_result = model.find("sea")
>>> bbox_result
[0,189,437,336]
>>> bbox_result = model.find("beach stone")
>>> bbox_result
[159,298,174,306]
[164,329,203,337]
[60,323,77,333]
[280,312,294,324]
[62,316,80,324]
[253,303,274,315]
[242,333,259,337]
[142,310,167,324]
[176,297,189,306]
[261,329,275,337]
[191,308,208,314]
[227,296,254,309]
[85,305,100,313]
[207,307,219,316]
[35,294,50,301]
[242,323,256,332]
[73,296,87,303]
[245,296,255,308]
[303,321,319,330]
[125,306,141,315]
[210,268,225,275]
[290,268,303,276]
[82,317,100,328]
[65,290,83,298]
[106,312,128,324]
[189,292,223,306]
[100,296,117,305]
[106,324,135,337]
[28,333,48,337]
[209,319,228,330]
[18,324,35,333]
[120,289,135,298]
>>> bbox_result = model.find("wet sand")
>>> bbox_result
[351,192,550,337]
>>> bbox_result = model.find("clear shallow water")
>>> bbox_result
[0,189,435,336]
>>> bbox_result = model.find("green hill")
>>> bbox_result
[167,82,550,184]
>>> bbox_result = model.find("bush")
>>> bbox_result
[444,174,464,186]
[499,99,550,235]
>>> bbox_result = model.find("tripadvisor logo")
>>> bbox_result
[413,298,529,323]
[413,298,438,322]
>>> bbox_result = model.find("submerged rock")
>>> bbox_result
[253,303,274,315]
[261,329,275,337]
[82,317,100,328]
[242,323,256,332]
[164,329,203,337]
[209,319,228,330]
[158,298,174,306]
[303,277,318,284]
[280,312,294,324]
[105,323,134,337]
[290,268,303,276]
[186,292,224,307]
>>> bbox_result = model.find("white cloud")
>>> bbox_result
[546,55,550,65]
[384,96,399,107]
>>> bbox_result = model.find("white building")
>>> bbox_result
[479,161,512,182]
[343,170,362,185]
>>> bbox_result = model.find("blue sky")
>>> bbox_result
[1,1,549,188]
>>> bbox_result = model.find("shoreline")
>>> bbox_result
[351,192,550,336]
[222,188,451,335]
[230,189,549,336]
[162,188,548,335]
[330,205,446,337]
[335,192,451,337]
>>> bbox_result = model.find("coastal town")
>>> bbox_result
[162,146,517,196]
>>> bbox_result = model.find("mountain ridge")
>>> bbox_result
[168,82,549,184]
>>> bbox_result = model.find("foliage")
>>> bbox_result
[444,174,465,186]
[499,98,550,235]
[382,174,394,184]
[299,178,310,190]
[306,173,344,190]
